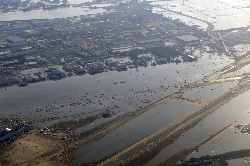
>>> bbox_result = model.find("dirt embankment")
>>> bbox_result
[0,130,64,166]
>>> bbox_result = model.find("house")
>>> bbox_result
[0,128,7,137]
[48,70,65,79]
[60,58,65,64]
[116,63,127,71]
[51,57,59,64]
[22,125,31,133]
[37,72,46,80]
[155,58,168,64]
[102,111,113,118]
[26,62,37,66]
[105,59,114,66]
[7,36,23,43]
[0,131,18,143]
[11,123,23,131]
[88,63,104,74]
[3,59,21,66]
[89,48,108,57]
[73,67,86,75]
[137,38,162,45]
[129,64,136,68]
[25,55,39,62]
[0,76,18,86]
[25,76,33,82]
[37,59,47,64]
[25,75,40,82]
[88,70,98,75]
[1,49,37,60]
[18,81,27,87]
[105,59,119,67]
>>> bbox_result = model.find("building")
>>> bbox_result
[102,111,113,118]
[37,59,47,64]
[116,63,127,71]
[175,35,200,43]
[3,59,21,66]
[25,75,40,82]
[0,49,37,60]
[48,70,65,79]
[26,62,37,66]
[182,55,197,62]
[137,38,162,45]
[7,36,23,43]
[42,49,73,57]
[155,58,168,64]
[73,67,86,75]
[0,76,18,86]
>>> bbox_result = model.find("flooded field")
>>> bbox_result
[2,0,250,31]
[183,82,237,102]
[151,0,250,30]
[75,101,198,165]
[189,129,250,158]
[146,87,250,165]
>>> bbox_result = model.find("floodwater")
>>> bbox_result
[234,44,250,57]
[152,7,209,30]
[30,0,93,4]
[0,52,233,129]
[2,0,250,31]
[183,82,237,102]
[74,87,179,133]
[74,101,198,165]
[228,157,250,166]
[188,104,250,159]
[189,129,250,158]
[151,0,250,30]
[0,7,106,21]
[0,53,233,115]
[219,64,250,79]
[146,87,250,165]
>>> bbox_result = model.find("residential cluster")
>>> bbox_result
[0,2,207,87]
[0,119,31,145]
